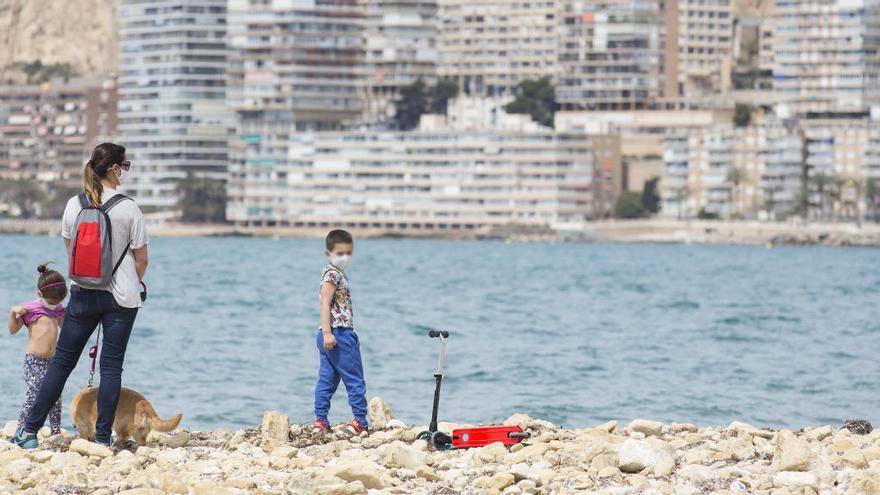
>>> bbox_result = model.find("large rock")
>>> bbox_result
[503,414,555,431]
[328,460,389,490]
[618,438,675,476]
[712,438,755,461]
[805,425,833,442]
[260,411,289,450]
[167,430,190,449]
[315,481,367,495]
[1,421,17,438]
[506,443,551,465]
[415,465,441,482]
[368,397,395,430]
[475,441,509,466]
[476,473,515,494]
[51,451,88,469]
[69,438,112,458]
[627,419,664,437]
[840,448,868,468]
[774,429,812,472]
[773,472,818,489]
[677,464,715,483]
[381,441,427,470]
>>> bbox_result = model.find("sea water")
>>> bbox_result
[1,235,879,431]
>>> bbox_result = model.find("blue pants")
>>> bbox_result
[24,287,138,443]
[314,327,368,425]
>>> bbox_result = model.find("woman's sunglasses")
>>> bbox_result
[118,160,131,171]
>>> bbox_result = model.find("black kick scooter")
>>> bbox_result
[417,330,454,449]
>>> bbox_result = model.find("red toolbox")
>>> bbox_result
[450,425,530,448]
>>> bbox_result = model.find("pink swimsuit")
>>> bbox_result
[20,300,64,327]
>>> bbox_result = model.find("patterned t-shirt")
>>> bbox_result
[321,265,353,329]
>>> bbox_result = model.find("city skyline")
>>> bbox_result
[2,0,880,229]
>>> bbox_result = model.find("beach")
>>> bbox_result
[1,398,878,495]
[3,219,880,247]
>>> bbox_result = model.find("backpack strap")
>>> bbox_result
[100,193,130,213]
[78,193,90,209]
[111,244,130,277]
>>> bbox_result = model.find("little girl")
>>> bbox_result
[7,263,68,435]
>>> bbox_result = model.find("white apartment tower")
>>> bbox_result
[364,0,439,124]
[118,0,232,212]
[437,0,557,97]
[557,0,671,111]
[227,0,366,130]
[675,0,733,97]
[773,0,880,116]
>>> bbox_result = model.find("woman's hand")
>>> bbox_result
[322,331,337,350]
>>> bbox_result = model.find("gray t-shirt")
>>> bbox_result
[61,188,149,308]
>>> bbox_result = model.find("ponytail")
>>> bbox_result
[83,159,103,206]
[82,143,126,206]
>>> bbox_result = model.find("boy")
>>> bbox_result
[313,229,368,434]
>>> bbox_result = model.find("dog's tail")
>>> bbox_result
[150,413,183,432]
[138,400,183,432]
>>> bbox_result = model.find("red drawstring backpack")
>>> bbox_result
[68,193,132,287]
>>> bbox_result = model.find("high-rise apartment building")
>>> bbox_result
[364,0,439,125]
[557,0,671,111]
[227,0,365,130]
[661,119,804,219]
[437,0,557,97]
[773,0,880,116]
[0,79,117,188]
[228,100,622,231]
[675,0,733,96]
[118,0,232,213]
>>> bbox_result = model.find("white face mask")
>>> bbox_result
[330,254,352,272]
[116,168,128,184]
[38,298,60,310]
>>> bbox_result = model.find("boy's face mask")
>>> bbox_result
[330,254,352,272]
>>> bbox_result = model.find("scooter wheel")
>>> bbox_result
[416,431,432,442]
[431,431,452,449]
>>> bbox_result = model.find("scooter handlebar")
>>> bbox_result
[428,330,449,338]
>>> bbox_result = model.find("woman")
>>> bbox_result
[12,142,148,449]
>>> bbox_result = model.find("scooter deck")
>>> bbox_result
[450,425,528,448]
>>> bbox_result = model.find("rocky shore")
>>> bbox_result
[1,398,878,495]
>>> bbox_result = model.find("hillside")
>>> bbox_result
[0,0,117,80]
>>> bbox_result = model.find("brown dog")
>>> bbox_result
[71,387,182,444]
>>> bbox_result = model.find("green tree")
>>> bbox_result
[0,178,45,218]
[41,185,81,219]
[728,166,746,218]
[641,177,661,214]
[867,179,880,222]
[429,79,458,115]
[697,208,720,220]
[827,174,847,221]
[614,192,645,219]
[394,79,428,131]
[810,173,832,220]
[176,173,227,223]
[504,76,555,128]
[394,79,459,131]
[733,103,751,127]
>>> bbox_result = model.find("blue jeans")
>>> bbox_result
[24,287,138,443]
[314,327,368,425]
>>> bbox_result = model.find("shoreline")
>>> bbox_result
[1,398,878,494]
[4,218,880,248]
